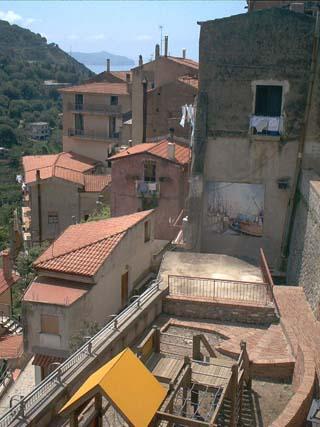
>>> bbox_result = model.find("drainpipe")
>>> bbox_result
[142,78,148,143]
[36,170,42,244]
[280,12,320,269]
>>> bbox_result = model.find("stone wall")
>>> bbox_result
[163,295,277,325]
[287,170,320,316]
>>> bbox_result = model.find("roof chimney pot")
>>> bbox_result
[182,48,186,59]
[164,36,168,57]
[107,58,110,72]
[139,55,143,67]
[167,142,175,160]
[155,44,160,60]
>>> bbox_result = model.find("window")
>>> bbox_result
[109,116,116,137]
[48,212,58,224]
[255,85,282,117]
[75,94,83,110]
[74,113,84,131]
[41,314,59,335]
[144,220,151,242]
[144,160,156,182]
[110,96,118,106]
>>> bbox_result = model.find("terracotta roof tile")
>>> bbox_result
[84,174,111,192]
[32,354,65,368]
[34,210,154,277]
[167,56,199,70]
[0,271,19,295]
[60,82,129,95]
[0,335,23,359]
[23,152,110,192]
[23,276,89,306]
[109,140,190,165]
[178,75,199,89]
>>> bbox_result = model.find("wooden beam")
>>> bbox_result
[157,411,210,427]
[161,364,191,412]
[199,334,218,358]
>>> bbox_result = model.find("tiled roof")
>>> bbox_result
[0,335,23,359]
[23,152,110,192]
[23,276,89,306]
[33,353,65,368]
[109,140,191,165]
[93,71,132,83]
[167,56,199,70]
[34,210,154,277]
[178,75,199,89]
[60,82,129,95]
[84,174,111,192]
[0,271,19,295]
[23,152,96,184]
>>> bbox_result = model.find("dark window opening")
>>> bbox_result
[144,160,156,182]
[48,212,59,224]
[109,116,116,137]
[144,220,151,242]
[75,94,83,110]
[75,114,84,131]
[255,85,282,117]
[110,96,118,106]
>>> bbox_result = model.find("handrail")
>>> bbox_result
[259,248,280,316]
[0,281,162,427]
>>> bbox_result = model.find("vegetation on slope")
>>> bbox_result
[0,20,93,251]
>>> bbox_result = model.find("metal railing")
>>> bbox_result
[67,128,120,142]
[0,281,161,427]
[168,274,271,305]
[67,102,122,115]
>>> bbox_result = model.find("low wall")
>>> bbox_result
[270,345,315,427]
[163,295,277,325]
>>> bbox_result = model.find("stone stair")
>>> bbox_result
[0,316,23,335]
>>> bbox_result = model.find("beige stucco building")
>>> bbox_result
[22,152,111,245]
[22,210,161,382]
[131,43,198,144]
[60,73,132,163]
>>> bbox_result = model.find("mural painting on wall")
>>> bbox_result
[205,182,264,237]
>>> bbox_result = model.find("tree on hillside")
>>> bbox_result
[0,125,17,147]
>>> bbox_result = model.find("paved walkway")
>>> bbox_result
[0,357,35,416]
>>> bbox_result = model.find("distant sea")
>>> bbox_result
[86,64,135,74]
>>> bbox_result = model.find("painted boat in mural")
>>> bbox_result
[230,218,263,237]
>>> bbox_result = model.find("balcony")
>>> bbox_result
[67,102,122,116]
[67,128,120,143]
[135,180,160,198]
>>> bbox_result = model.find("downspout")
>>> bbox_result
[36,169,42,244]
[142,78,148,143]
[280,12,319,269]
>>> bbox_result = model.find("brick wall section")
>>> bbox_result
[163,295,277,325]
[270,286,319,427]
[287,170,320,316]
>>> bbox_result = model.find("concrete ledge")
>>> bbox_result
[163,295,277,325]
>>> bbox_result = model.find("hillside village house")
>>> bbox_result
[22,151,111,245]
[22,210,160,382]
[188,7,320,268]
[132,40,198,144]
[60,63,132,162]
[109,137,190,241]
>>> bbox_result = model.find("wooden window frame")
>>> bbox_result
[40,314,59,335]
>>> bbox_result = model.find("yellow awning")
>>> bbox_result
[60,347,166,426]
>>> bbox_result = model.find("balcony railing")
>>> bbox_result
[67,102,122,115]
[168,274,272,306]
[67,128,120,142]
[135,180,160,198]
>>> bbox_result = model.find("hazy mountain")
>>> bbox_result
[71,51,135,67]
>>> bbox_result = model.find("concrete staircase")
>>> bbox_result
[0,316,22,335]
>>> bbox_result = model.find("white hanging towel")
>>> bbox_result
[180,105,187,127]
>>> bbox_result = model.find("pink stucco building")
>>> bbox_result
[109,138,190,241]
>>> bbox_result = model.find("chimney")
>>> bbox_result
[155,44,160,60]
[139,55,143,67]
[1,249,12,281]
[164,36,168,57]
[107,58,111,72]
[126,73,131,83]
[168,127,174,141]
[182,48,186,59]
[167,142,175,160]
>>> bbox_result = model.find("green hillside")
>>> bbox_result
[0,20,93,250]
